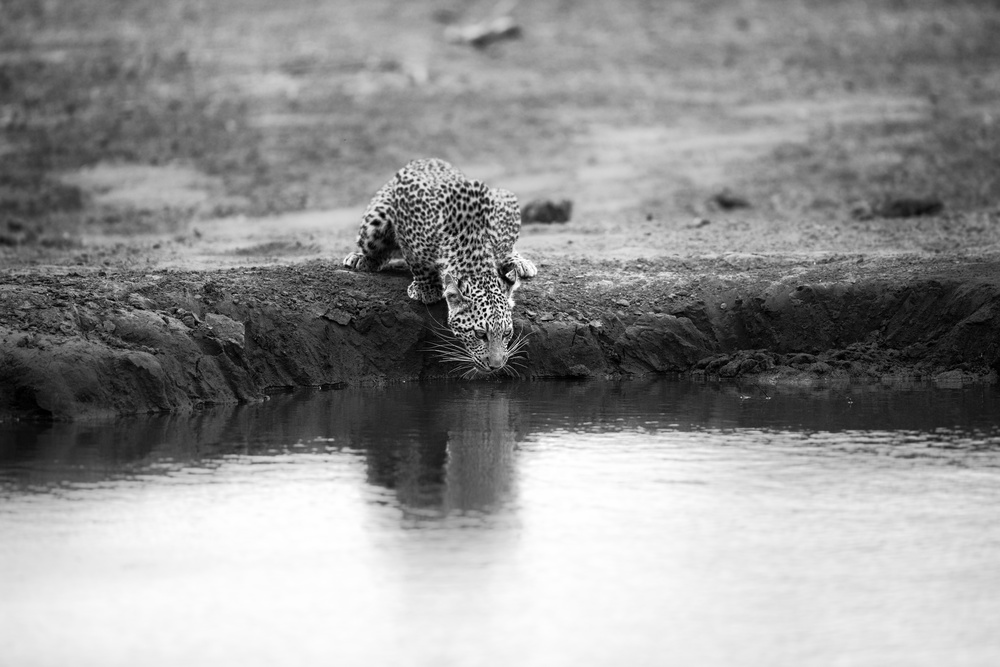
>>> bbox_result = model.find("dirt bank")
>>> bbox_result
[2,254,997,420]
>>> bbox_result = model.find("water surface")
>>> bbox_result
[2,380,1000,666]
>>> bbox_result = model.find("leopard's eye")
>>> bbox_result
[503,328,513,340]
[474,328,487,340]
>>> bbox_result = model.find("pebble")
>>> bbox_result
[324,309,353,326]
[127,294,152,310]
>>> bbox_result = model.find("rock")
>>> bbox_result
[613,313,709,374]
[718,359,743,377]
[127,294,153,310]
[521,199,573,224]
[204,313,246,347]
[804,361,833,375]
[323,308,353,326]
[444,15,521,48]
[709,189,751,210]
[787,353,818,366]
[933,369,973,387]
[873,197,944,218]
[526,322,604,378]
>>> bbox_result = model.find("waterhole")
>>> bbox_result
[2,379,999,666]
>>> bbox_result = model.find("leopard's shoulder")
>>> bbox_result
[394,158,465,192]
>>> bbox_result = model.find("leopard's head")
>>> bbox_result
[436,268,527,376]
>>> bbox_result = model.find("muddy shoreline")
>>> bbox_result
[2,254,996,421]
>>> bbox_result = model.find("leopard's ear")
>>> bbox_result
[443,272,466,311]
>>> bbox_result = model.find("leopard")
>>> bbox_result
[342,158,537,376]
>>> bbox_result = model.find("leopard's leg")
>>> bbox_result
[343,184,398,272]
[406,266,444,304]
[500,250,537,280]
[487,187,537,281]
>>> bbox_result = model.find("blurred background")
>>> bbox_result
[1,0,999,263]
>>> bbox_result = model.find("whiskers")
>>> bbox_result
[501,329,532,378]
[423,309,532,380]
[422,336,485,379]
[422,310,484,378]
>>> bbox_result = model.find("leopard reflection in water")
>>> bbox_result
[359,386,518,518]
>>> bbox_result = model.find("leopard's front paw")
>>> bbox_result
[407,280,443,304]
[508,255,537,279]
[343,251,377,272]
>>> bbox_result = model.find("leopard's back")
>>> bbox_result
[390,158,464,233]
[375,160,516,275]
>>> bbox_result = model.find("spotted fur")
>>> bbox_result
[343,158,537,374]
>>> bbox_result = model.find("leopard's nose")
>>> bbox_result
[486,351,505,369]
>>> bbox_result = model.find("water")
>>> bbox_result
[2,379,1000,667]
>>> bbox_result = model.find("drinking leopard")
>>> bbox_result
[343,158,536,375]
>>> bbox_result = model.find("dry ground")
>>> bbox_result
[1,0,999,272]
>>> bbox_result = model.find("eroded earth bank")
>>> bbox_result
[2,254,998,420]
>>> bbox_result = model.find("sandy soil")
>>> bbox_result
[5,89,999,270]
[3,0,999,269]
